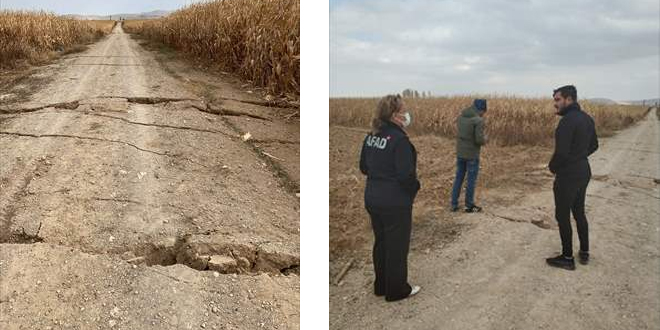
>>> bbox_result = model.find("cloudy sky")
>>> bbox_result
[330,0,659,100]
[0,0,200,16]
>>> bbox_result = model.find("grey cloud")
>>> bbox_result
[330,0,660,99]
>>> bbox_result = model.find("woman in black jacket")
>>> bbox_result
[359,94,421,302]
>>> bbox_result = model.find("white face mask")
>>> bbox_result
[401,111,412,127]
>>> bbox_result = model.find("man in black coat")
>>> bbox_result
[546,85,599,270]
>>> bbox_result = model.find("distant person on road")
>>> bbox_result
[546,85,598,270]
[359,94,421,302]
[450,99,487,213]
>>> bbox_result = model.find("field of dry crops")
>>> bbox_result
[330,97,649,146]
[329,97,650,259]
[123,0,300,98]
[0,11,115,68]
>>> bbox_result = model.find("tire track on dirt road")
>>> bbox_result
[331,110,659,330]
[1,23,299,329]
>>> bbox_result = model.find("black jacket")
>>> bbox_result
[548,103,599,178]
[360,121,420,209]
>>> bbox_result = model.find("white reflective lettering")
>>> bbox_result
[366,135,388,150]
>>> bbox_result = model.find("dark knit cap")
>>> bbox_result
[474,99,487,112]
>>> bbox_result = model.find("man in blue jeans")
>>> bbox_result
[451,99,487,212]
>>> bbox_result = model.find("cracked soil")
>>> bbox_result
[1,24,300,330]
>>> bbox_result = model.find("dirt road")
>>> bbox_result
[330,109,659,330]
[0,24,300,329]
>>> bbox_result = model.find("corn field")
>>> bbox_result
[123,0,300,98]
[330,96,650,146]
[0,11,115,68]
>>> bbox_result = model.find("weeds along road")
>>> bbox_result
[0,24,300,329]
[331,109,660,330]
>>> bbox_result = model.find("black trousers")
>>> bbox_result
[366,205,412,302]
[553,176,590,257]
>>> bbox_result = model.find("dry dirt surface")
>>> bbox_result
[330,110,659,330]
[0,24,300,329]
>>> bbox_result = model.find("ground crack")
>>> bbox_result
[47,109,237,138]
[92,197,143,205]
[0,115,18,124]
[0,235,299,276]
[216,96,298,110]
[0,226,44,244]
[251,138,298,145]
[0,101,80,114]
[1,97,276,124]
[122,235,299,276]
[70,64,148,67]
[485,211,552,230]
[122,96,199,104]
[87,112,235,137]
[0,131,209,168]
[219,116,299,195]
[191,103,270,121]
[0,158,52,243]
[0,97,202,114]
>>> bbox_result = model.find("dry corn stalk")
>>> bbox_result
[330,96,649,146]
[123,0,300,98]
[0,11,115,67]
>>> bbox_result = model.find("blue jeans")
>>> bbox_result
[451,158,480,208]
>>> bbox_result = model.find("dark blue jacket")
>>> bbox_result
[549,102,599,178]
[360,121,420,208]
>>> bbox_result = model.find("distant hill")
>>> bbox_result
[623,98,660,106]
[586,98,660,106]
[64,10,171,21]
[587,98,619,105]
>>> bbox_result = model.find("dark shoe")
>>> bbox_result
[578,251,589,265]
[451,206,459,212]
[465,205,482,213]
[546,255,576,270]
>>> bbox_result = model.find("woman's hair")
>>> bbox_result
[371,94,403,134]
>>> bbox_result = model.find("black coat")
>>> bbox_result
[360,121,420,209]
[548,103,599,179]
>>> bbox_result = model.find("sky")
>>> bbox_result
[330,0,660,100]
[0,0,204,16]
